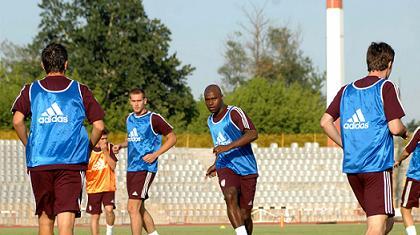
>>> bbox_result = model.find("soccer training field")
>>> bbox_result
[0,223,416,235]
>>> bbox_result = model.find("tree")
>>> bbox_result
[31,0,197,131]
[219,5,324,92]
[225,78,325,134]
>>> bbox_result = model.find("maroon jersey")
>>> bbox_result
[11,76,104,123]
[326,76,405,122]
[212,106,256,131]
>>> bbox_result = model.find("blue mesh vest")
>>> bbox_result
[407,143,420,180]
[207,106,258,176]
[126,112,161,173]
[26,80,89,167]
[340,79,394,173]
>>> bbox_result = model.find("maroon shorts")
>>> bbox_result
[217,168,258,210]
[30,170,84,218]
[347,170,394,217]
[127,171,155,200]
[86,191,116,214]
[401,177,420,209]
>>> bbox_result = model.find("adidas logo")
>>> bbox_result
[127,128,141,142]
[343,109,369,130]
[132,191,138,196]
[216,132,231,146]
[38,102,68,124]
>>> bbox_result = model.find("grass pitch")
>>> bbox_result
[0,223,415,235]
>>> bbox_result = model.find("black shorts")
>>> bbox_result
[127,171,155,200]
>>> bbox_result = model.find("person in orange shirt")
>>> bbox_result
[86,129,118,235]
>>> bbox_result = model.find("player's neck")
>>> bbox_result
[214,105,228,118]
[46,71,66,76]
[134,109,148,116]
[368,70,388,79]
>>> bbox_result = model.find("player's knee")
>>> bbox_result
[223,192,236,204]
[241,209,252,221]
[105,207,114,216]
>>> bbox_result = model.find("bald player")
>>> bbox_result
[204,85,258,235]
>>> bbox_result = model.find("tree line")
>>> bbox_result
[0,0,367,135]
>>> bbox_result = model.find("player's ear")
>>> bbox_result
[64,61,68,71]
[41,62,45,71]
[387,61,392,70]
[144,97,148,104]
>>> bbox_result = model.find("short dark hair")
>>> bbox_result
[129,88,146,98]
[366,42,395,72]
[41,43,68,74]
[102,128,109,136]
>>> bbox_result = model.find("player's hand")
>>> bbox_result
[205,164,217,179]
[143,153,158,164]
[213,145,231,156]
[112,145,121,154]
[100,141,108,152]
[393,160,402,168]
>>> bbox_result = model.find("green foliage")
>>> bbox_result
[225,78,325,134]
[31,0,197,131]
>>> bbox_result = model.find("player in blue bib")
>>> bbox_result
[113,88,176,235]
[204,85,258,235]
[321,42,408,235]
[394,127,420,235]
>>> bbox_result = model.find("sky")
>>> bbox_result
[0,0,419,121]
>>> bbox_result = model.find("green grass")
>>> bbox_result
[0,223,416,235]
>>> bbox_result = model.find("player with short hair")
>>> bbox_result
[113,88,176,235]
[204,84,258,235]
[86,128,118,235]
[320,42,407,235]
[12,43,105,235]
[394,127,420,235]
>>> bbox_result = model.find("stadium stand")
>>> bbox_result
[0,140,412,225]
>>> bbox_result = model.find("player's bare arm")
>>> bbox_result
[213,129,258,155]
[394,149,410,168]
[91,120,105,148]
[101,142,117,170]
[205,158,217,179]
[12,111,28,146]
[143,131,177,164]
[388,118,408,139]
[320,113,343,148]
[112,139,128,154]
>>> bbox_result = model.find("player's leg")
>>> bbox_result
[56,212,76,235]
[239,175,257,235]
[29,171,56,235]
[128,199,143,235]
[140,202,158,235]
[90,214,100,235]
[400,178,419,235]
[103,191,116,235]
[127,171,155,235]
[38,212,55,235]
[86,193,104,235]
[217,168,245,234]
[363,171,394,235]
[55,170,85,235]
[366,214,388,235]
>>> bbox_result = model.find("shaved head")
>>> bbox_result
[204,84,222,97]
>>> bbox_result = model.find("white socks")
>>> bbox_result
[406,225,417,235]
[235,225,248,235]
[106,224,113,235]
[149,231,159,235]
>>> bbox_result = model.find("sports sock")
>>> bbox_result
[106,224,113,235]
[235,225,248,235]
[406,225,416,235]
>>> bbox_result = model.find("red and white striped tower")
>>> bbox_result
[326,0,344,107]
[326,0,344,146]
